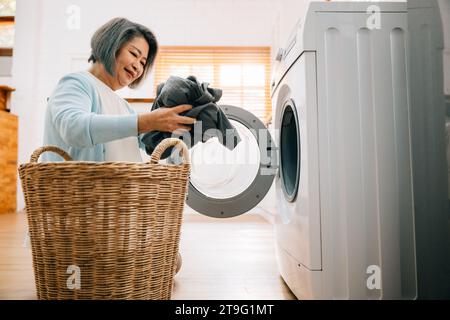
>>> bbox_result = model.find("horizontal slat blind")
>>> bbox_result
[154,46,272,122]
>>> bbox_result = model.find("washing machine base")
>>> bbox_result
[275,242,322,300]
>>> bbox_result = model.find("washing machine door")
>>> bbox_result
[278,100,301,203]
[185,105,277,218]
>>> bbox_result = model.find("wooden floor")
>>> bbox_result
[0,211,296,300]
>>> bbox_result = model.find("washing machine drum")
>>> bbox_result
[183,105,277,218]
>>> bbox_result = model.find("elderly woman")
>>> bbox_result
[43,17,189,273]
[43,17,195,162]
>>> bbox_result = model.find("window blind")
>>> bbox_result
[153,46,272,122]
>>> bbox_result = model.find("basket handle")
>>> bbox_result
[30,146,73,163]
[149,138,190,165]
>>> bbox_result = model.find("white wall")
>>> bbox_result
[0,76,12,86]
[11,0,282,210]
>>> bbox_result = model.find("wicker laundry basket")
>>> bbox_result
[18,138,190,300]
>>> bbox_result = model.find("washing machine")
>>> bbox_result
[180,0,449,300]
[271,1,417,299]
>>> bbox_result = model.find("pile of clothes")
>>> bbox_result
[141,75,241,159]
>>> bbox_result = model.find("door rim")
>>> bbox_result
[185,105,278,218]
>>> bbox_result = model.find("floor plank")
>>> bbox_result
[0,211,295,300]
[0,212,36,300]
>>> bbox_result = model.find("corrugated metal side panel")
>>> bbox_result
[315,11,416,299]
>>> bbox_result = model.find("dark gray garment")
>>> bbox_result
[141,75,241,159]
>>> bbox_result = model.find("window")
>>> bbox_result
[154,46,272,122]
[0,0,15,57]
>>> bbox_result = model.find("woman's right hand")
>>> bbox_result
[138,104,196,134]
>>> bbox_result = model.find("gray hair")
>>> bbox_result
[88,17,158,88]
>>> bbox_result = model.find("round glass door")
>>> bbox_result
[189,120,261,199]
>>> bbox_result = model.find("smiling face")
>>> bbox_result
[114,36,150,88]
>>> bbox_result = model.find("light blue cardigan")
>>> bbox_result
[43,71,144,162]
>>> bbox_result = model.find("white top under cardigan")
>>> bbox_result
[84,71,142,162]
